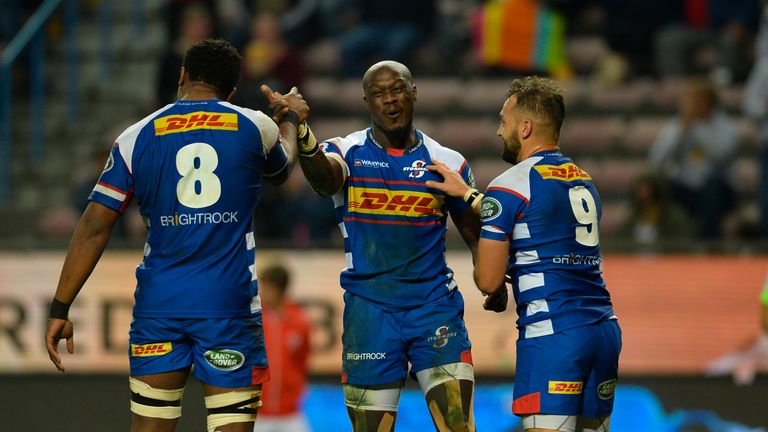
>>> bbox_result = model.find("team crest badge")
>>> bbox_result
[103,152,114,173]
[405,160,427,179]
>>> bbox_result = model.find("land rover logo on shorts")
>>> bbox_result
[204,349,244,371]
[597,378,617,400]
[480,197,502,221]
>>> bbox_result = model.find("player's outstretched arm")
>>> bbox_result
[45,201,119,372]
[260,85,344,195]
[260,85,309,165]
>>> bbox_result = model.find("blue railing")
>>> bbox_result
[0,0,150,207]
[0,0,76,206]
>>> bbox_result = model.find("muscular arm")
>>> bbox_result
[46,201,119,371]
[474,238,509,295]
[54,202,120,303]
[451,207,480,260]
[299,151,345,196]
[278,121,298,165]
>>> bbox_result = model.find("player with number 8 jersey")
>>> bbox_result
[95,97,286,318]
[45,39,310,432]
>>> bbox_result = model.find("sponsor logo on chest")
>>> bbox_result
[348,186,443,217]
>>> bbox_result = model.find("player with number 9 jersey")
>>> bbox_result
[480,152,615,339]
[426,76,621,430]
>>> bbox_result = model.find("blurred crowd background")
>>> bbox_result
[3,1,768,430]
[1,0,767,252]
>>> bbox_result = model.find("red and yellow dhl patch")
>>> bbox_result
[534,163,591,181]
[348,186,443,217]
[154,112,238,135]
[131,342,173,357]
[548,381,584,394]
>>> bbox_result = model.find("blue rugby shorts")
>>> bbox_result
[512,318,622,418]
[128,314,269,389]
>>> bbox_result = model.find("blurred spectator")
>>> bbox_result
[648,77,739,239]
[742,5,768,238]
[257,262,312,432]
[155,3,214,105]
[215,0,252,50]
[163,0,219,47]
[253,0,325,48]
[470,0,571,79]
[622,174,692,250]
[336,0,436,77]
[231,12,306,114]
[559,0,682,82]
[654,0,760,83]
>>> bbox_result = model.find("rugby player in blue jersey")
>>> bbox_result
[427,76,622,432]
[270,60,489,431]
[45,39,309,432]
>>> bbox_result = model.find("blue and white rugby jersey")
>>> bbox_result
[321,128,474,309]
[479,150,615,339]
[89,100,290,318]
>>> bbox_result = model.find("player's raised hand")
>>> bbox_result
[261,84,288,123]
[283,86,310,122]
[45,318,75,372]
[425,160,471,198]
[260,85,310,123]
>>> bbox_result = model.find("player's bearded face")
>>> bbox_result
[502,128,521,164]
[498,98,521,164]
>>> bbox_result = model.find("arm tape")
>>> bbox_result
[279,110,300,128]
[462,188,484,213]
[298,123,319,156]
[49,298,71,319]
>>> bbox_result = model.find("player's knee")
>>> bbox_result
[581,415,610,432]
[343,384,401,411]
[521,414,577,432]
[419,364,476,432]
[129,377,184,420]
[204,389,261,432]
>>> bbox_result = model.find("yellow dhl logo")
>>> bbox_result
[548,381,584,394]
[534,163,591,181]
[131,342,172,357]
[348,187,443,217]
[154,112,238,135]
